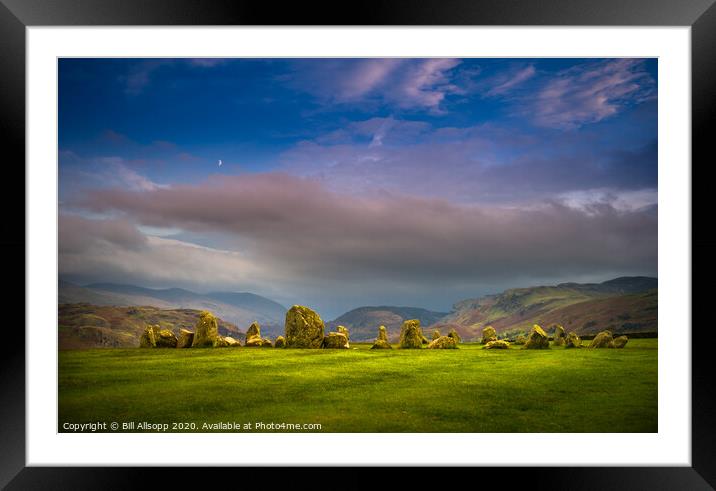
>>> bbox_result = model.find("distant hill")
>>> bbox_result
[58,303,242,349]
[433,277,657,341]
[328,306,449,342]
[59,281,286,336]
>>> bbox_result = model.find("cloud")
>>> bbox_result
[287,58,463,112]
[278,119,657,204]
[485,65,536,96]
[529,59,656,129]
[59,214,266,292]
[122,60,172,95]
[72,173,657,289]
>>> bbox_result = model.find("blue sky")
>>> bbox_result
[58,58,658,317]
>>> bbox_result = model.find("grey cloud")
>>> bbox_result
[74,173,657,289]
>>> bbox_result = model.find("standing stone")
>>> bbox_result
[447,328,462,343]
[613,335,629,348]
[139,324,159,348]
[432,329,442,341]
[322,332,349,349]
[589,331,615,348]
[337,325,350,342]
[274,335,286,348]
[427,335,457,349]
[285,305,325,348]
[224,336,241,347]
[245,321,271,347]
[245,321,261,343]
[481,326,497,345]
[484,340,510,349]
[213,336,230,348]
[155,328,178,348]
[552,324,566,346]
[399,319,424,349]
[524,324,550,349]
[565,331,582,349]
[192,311,219,347]
[176,329,194,348]
[371,325,392,349]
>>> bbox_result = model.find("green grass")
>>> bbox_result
[58,339,657,433]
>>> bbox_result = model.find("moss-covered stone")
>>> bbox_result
[613,335,629,348]
[371,326,392,349]
[274,335,286,348]
[432,329,442,341]
[484,339,510,349]
[213,336,230,348]
[447,328,462,343]
[565,331,582,349]
[224,336,241,347]
[427,335,457,349]
[399,319,424,349]
[552,324,566,346]
[285,305,325,348]
[139,324,159,348]
[245,337,272,347]
[589,331,615,348]
[245,321,261,343]
[524,324,550,349]
[192,311,219,347]
[176,329,194,348]
[371,339,392,349]
[337,325,350,342]
[322,332,349,349]
[155,328,178,348]
[513,334,527,345]
[481,326,497,344]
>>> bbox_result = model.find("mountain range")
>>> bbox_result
[59,276,657,346]
[59,280,286,335]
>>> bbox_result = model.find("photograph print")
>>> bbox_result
[58,57,658,433]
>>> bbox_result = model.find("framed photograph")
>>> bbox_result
[4,0,714,486]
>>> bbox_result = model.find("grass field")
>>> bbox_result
[58,339,657,433]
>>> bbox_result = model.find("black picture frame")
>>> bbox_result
[2,0,713,487]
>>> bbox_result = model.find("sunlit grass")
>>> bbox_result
[59,339,657,433]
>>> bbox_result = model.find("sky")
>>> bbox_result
[58,57,658,318]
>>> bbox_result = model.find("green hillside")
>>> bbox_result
[59,304,241,349]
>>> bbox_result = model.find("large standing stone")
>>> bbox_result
[274,335,286,348]
[447,328,462,343]
[176,329,194,348]
[484,340,510,349]
[481,326,497,345]
[192,311,219,347]
[285,305,325,348]
[552,324,566,346]
[524,324,550,349]
[613,335,629,348]
[589,331,615,349]
[432,329,442,341]
[399,319,424,349]
[322,332,349,349]
[371,325,392,349]
[565,332,582,349]
[427,335,457,349]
